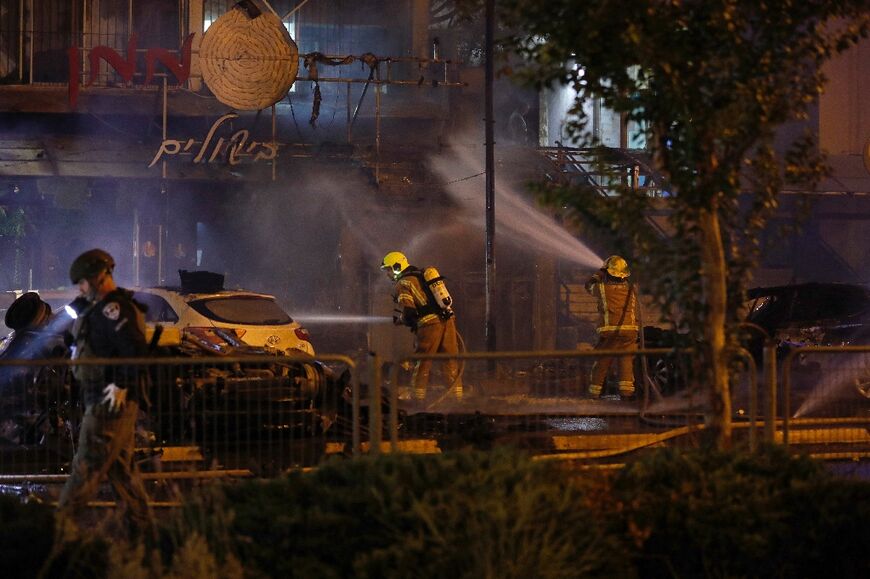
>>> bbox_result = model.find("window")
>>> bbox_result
[190,297,292,325]
[133,292,179,323]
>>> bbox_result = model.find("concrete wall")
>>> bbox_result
[820,36,870,156]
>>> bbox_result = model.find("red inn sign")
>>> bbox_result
[67,34,195,108]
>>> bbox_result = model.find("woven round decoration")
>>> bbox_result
[200,8,298,111]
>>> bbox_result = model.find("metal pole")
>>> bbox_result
[271,103,277,181]
[375,63,381,185]
[157,224,164,285]
[133,208,140,286]
[346,82,352,143]
[763,342,777,444]
[28,0,33,84]
[18,0,23,82]
[369,353,382,455]
[162,77,168,179]
[484,0,496,352]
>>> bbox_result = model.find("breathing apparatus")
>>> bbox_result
[422,266,454,320]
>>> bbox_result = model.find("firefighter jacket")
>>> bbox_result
[394,267,443,329]
[585,270,638,334]
[71,288,147,407]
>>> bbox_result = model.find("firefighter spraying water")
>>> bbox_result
[381,251,464,405]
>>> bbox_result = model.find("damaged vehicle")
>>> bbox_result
[743,282,870,406]
[644,282,870,410]
[0,273,359,474]
[743,282,870,356]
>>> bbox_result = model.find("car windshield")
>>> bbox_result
[189,296,293,325]
[133,292,180,323]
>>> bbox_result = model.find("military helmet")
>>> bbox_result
[69,249,115,284]
[381,251,409,276]
[604,255,630,279]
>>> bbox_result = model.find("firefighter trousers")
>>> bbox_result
[58,401,152,536]
[589,330,638,398]
[413,317,462,400]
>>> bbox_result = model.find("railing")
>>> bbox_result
[539,145,670,198]
[3,344,868,488]
[780,345,870,457]
[0,354,361,482]
[383,348,760,460]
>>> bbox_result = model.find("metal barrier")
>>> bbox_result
[13,342,869,485]
[0,354,361,483]
[780,346,870,457]
[380,348,760,460]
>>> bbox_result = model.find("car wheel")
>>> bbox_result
[650,356,679,395]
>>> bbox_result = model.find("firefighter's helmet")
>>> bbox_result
[70,249,115,284]
[381,251,409,279]
[604,255,630,279]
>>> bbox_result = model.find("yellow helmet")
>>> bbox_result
[604,255,630,278]
[381,251,409,279]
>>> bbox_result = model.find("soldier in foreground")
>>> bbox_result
[57,249,152,537]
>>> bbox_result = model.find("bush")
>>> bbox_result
[0,494,55,577]
[203,449,631,578]
[609,446,870,578]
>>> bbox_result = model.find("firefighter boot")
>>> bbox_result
[618,381,636,401]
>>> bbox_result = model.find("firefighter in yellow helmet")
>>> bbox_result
[585,255,638,400]
[381,251,462,402]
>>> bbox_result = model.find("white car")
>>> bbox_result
[131,287,315,356]
[34,284,314,356]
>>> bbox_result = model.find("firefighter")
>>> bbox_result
[57,249,153,538]
[585,255,638,400]
[381,251,462,402]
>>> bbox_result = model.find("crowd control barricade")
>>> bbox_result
[780,346,870,458]
[378,348,740,460]
[0,354,361,485]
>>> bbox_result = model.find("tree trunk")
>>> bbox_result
[698,204,732,449]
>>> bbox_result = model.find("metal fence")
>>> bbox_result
[0,354,361,485]
[780,345,870,459]
[2,344,869,487]
[380,348,761,460]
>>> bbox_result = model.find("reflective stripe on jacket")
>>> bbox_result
[587,274,638,333]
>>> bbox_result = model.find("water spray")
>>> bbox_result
[294,314,394,325]
[429,141,603,269]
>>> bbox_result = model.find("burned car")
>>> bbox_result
[0,277,359,474]
[644,282,870,409]
[744,282,870,407]
[743,282,870,355]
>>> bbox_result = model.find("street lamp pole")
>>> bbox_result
[484,0,496,353]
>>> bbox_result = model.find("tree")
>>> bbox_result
[463,0,870,447]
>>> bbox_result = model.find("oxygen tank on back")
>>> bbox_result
[423,267,453,319]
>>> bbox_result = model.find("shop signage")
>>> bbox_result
[67,34,195,108]
[148,113,278,168]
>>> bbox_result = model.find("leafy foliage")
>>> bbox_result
[217,450,630,578]
[609,446,870,578]
[492,0,869,340]
[3,451,870,577]
[0,495,55,578]
[475,0,870,445]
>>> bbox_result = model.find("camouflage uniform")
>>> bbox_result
[58,288,152,533]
